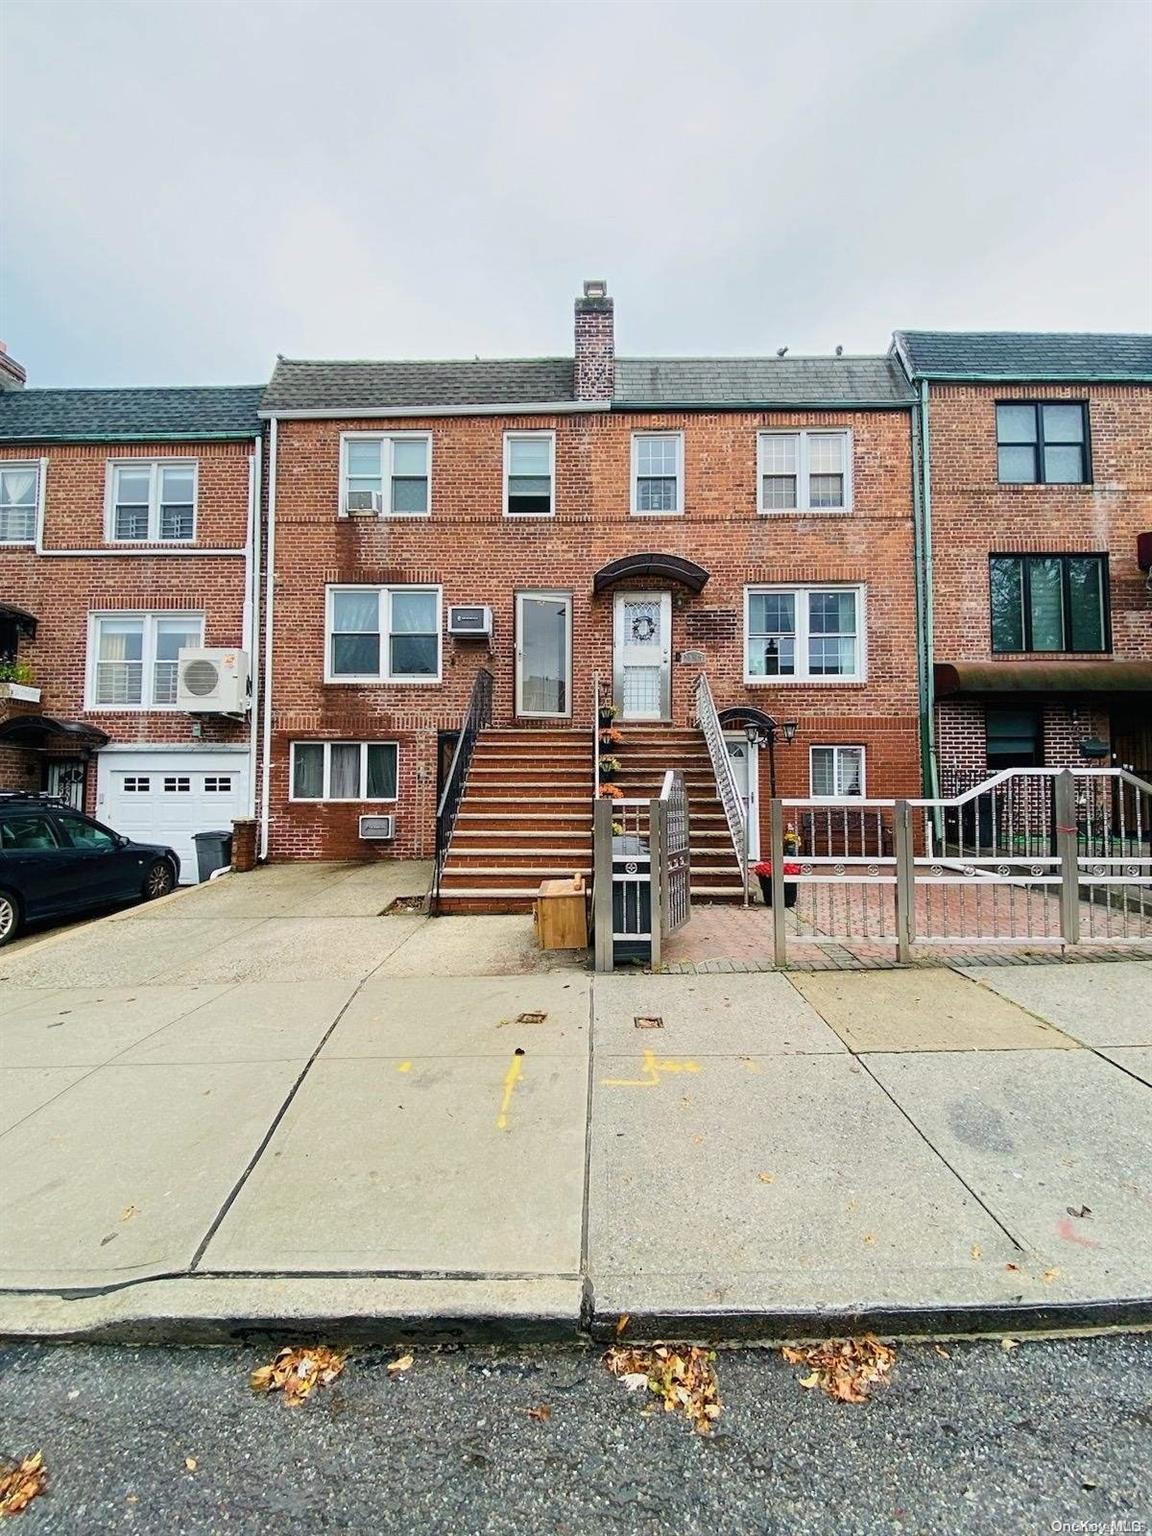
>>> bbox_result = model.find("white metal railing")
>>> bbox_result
[692,671,747,889]
[592,670,603,800]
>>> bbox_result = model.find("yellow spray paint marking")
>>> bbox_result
[496,1053,524,1130]
[396,1061,412,1073]
[601,1049,702,1088]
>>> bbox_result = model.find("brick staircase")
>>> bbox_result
[611,726,745,903]
[436,729,594,914]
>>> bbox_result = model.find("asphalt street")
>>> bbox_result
[2,1334,1149,1534]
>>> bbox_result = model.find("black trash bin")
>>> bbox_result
[611,833,652,963]
[193,829,233,883]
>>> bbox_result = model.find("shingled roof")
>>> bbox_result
[894,331,1152,381]
[261,354,912,414]
[0,385,264,442]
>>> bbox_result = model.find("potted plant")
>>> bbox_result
[598,782,625,800]
[598,725,623,748]
[598,754,621,782]
[751,859,801,908]
[0,660,40,703]
[598,700,619,728]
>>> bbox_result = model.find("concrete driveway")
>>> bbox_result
[0,866,1149,1340]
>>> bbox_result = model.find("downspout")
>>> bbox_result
[915,379,940,800]
[245,434,262,820]
[258,416,277,861]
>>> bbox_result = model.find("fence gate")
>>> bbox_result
[592,770,692,972]
[656,769,691,938]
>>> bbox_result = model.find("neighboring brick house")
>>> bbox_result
[893,332,1152,793]
[0,361,264,879]
[260,283,921,903]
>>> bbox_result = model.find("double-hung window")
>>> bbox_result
[632,433,682,515]
[0,464,38,544]
[989,554,1109,653]
[810,745,865,798]
[744,586,864,683]
[291,741,398,801]
[996,403,1090,484]
[108,461,197,541]
[89,612,204,708]
[504,432,555,516]
[327,586,441,682]
[759,431,851,512]
[341,434,431,516]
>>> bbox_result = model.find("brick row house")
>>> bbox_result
[2,290,1149,906]
[0,358,263,880]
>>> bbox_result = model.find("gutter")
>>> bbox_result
[258,417,277,861]
[905,371,1152,384]
[610,398,913,412]
[0,432,262,444]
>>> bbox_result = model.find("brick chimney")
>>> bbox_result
[574,280,614,402]
[0,343,26,392]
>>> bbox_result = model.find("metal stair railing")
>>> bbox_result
[691,670,747,893]
[431,666,494,914]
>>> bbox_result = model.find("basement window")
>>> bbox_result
[290,741,398,801]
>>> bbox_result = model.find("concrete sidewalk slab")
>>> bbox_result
[791,969,1079,1053]
[165,915,425,985]
[587,1049,1022,1318]
[592,973,845,1056]
[0,983,234,1068]
[0,1060,303,1289]
[0,918,265,988]
[202,1050,589,1276]
[326,974,590,1058]
[0,985,62,1015]
[957,961,1152,1047]
[118,981,358,1065]
[1100,1047,1152,1087]
[0,1066,89,1136]
[865,1049,1152,1297]
[375,915,587,976]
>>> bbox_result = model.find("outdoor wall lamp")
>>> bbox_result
[743,716,798,797]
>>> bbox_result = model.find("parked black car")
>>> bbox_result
[0,794,180,945]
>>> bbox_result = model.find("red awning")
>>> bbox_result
[935,662,1152,696]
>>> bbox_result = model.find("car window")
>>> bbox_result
[56,814,118,851]
[0,815,62,851]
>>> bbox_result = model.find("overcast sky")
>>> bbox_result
[2,0,1150,387]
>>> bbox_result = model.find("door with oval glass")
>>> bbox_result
[613,591,671,721]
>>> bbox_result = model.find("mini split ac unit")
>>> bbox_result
[359,814,395,841]
[176,648,251,713]
[448,604,493,637]
[345,490,382,515]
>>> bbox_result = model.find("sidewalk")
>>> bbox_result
[1,866,1149,1342]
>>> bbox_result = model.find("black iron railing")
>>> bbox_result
[431,667,494,913]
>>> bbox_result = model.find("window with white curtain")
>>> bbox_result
[744,586,864,682]
[0,464,38,543]
[107,461,197,541]
[810,745,865,797]
[326,586,441,682]
[89,612,204,708]
[341,434,431,515]
[290,741,398,800]
[759,431,851,512]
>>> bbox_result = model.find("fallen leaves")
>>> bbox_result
[249,1345,347,1405]
[183,1457,198,1472]
[604,1345,722,1434]
[527,1403,552,1422]
[0,1452,46,1517]
[386,1353,414,1374]
[757,1172,775,1184]
[781,1336,896,1403]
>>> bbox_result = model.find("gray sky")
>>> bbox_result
[2,0,1151,387]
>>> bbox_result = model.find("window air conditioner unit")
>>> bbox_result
[359,814,395,841]
[345,490,382,515]
[447,604,493,638]
[176,648,251,713]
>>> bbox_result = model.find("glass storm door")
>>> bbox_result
[613,591,671,721]
[515,591,571,717]
[724,733,760,860]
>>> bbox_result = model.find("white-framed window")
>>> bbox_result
[758,430,852,513]
[290,741,399,801]
[631,432,683,515]
[106,460,197,542]
[340,433,431,517]
[504,431,555,517]
[810,745,866,798]
[744,585,865,683]
[0,463,39,544]
[326,585,442,683]
[87,612,205,709]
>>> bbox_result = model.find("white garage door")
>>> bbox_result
[96,752,250,883]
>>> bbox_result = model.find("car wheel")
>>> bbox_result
[142,859,176,901]
[0,889,21,946]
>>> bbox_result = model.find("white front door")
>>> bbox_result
[724,733,760,860]
[613,591,671,721]
[96,749,250,883]
[515,591,572,717]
